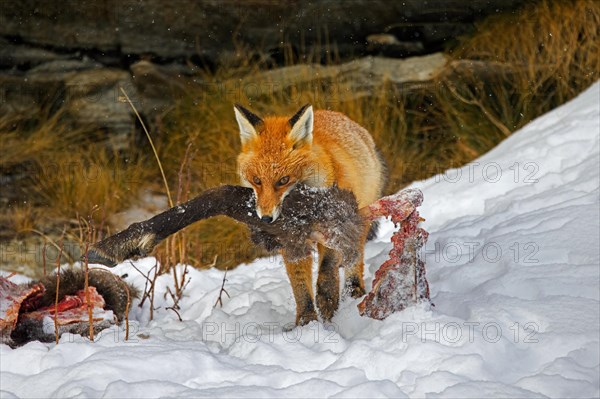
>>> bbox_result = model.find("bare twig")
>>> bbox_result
[165,286,180,310]
[214,267,230,309]
[149,261,159,321]
[129,259,159,321]
[176,144,193,208]
[84,239,94,342]
[129,261,152,296]
[162,145,195,314]
[120,87,173,208]
[42,241,47,277]
[85,208,99,342]
[97,206,107,242]
[165,306,183,322]
[123,281,131,340]
[53,232,65,344]
[180,267,192,293]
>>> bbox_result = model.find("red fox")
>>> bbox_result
[234,104,386,325]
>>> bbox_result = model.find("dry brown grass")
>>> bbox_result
[0,111,77,169]
[3,205,39,234]
[438,0,600,158]
[33,147,148,225]
[0,107,149,273]
[1,111,148,223]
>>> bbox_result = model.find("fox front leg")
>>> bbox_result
[283,251,318,326]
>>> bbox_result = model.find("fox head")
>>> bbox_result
[234,104,318,223]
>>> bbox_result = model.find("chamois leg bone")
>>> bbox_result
[86,185,254,266]
[86,184,363,268]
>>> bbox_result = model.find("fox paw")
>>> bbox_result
[344,276,366,298]
[296,310,318,326]
[295,297,318,326]
[316,291,339,322]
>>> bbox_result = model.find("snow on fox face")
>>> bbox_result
[234,104,320,222]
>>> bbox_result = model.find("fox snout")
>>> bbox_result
[253,187,285,223]
[256,200,281,223]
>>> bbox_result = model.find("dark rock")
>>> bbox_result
[27,58,102,76]
[64,68,137,150]
[129,60,191,116]
[0,62,137,149]
[0,38,64,70]
[367,34,425,57]
[223,53,449,101]
[0,0,527,65]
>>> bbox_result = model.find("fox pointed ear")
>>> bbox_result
[288,104,313,148]
[234,104,263,144]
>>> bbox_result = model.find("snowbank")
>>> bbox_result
[1,82,599,398]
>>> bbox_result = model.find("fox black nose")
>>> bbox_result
[261,215,273,223]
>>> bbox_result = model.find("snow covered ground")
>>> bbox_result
[1,82,599,398]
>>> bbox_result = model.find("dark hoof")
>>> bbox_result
[83,250,117,267]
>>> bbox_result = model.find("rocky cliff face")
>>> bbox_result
[2,1,524,65]
[0,0,525,142]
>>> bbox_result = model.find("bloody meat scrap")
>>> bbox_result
[358,189,431,320]
[1,269,136,347]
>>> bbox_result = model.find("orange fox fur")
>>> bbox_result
[234,104,386,325]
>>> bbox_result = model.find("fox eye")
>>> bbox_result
[277,176,290,187]
[253,176,261,185]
